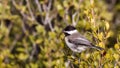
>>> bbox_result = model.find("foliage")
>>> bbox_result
[0,0,120,68]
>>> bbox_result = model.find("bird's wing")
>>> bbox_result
[68,37,93,47]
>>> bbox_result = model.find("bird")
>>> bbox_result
[63,25,104,53]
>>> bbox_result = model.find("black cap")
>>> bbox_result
[63,25,76,31]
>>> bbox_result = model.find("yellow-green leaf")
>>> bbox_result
[105,22,110,30]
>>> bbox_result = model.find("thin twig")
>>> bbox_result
[43,0,54,31]
[63,8,69,25]
[12,0,33,59]
[26,0,35,21]
[47,0,52,11]
[10,35,19,53]
[35,0,44,24]
[65,59,71,68]
[35,0,42,12]
[29,43,36,61]
[72,11,79,26]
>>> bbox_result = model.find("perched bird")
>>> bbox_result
[63,25,104,53]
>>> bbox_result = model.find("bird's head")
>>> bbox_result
[63,25,77,36]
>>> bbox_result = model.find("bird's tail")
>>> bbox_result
[92,45,104,51]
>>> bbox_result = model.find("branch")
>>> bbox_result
[72,11,79,26]
[63,8,69,25]
[29,43,36,61]
[34,0,44,24]
[43,0,54,31]
[47,0,52,11]
[26,0,35,21]
[35,0,42,12]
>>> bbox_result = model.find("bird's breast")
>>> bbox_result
[65,37,74,47]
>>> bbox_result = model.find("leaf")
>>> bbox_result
[105,53,111,59]
[98,32,103,41]
[30,63,38,68]
[98,42,105,48]
[17,53,28,61]
[56,4,63,11]
[16,48,25,52]
[113,54,119,61]
[105,22,110,30]
[106,31,113,38]
[36,25,44,33]
[48,32,56,39]
[114,44,119,49]
[36,39,43,44]
[85,53,90,59]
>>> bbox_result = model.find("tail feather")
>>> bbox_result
[92,45,104,51]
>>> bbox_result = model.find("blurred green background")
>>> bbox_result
[0,0,120,68]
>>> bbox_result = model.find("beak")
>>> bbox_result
[62,30,64,33]
[62,30,66,33]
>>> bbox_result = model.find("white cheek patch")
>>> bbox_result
[64,30,78,34]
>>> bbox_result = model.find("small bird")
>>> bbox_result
[63,25,104,53]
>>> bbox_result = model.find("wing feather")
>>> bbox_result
[68,37,92,47]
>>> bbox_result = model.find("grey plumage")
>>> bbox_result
[63,25,104,53]
[68,33,103,50]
